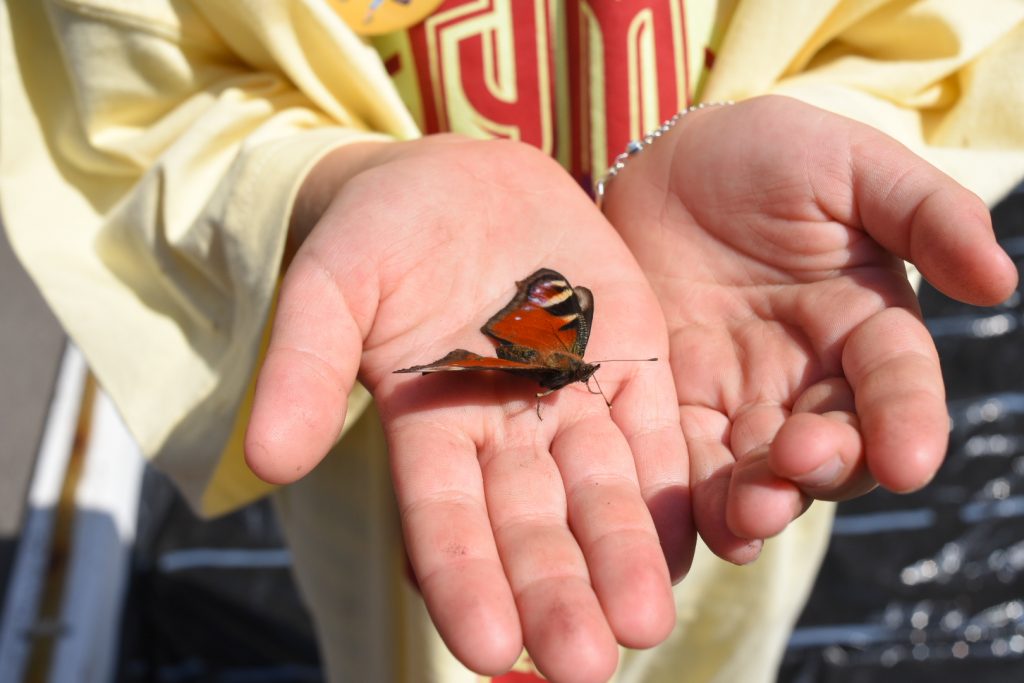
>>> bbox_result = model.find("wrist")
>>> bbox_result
[595,101,733,210]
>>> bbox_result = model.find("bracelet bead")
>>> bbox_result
[594,101,733,210]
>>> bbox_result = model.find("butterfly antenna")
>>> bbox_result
[584,357,657,410]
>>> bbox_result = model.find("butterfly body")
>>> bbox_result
[395,269,603,400]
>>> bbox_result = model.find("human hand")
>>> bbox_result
[244,136,690,682]
[602,95,1018,563]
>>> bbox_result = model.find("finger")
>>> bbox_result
[770,412,876,501]
[389,418,522,675]
[839,129,1017,305]
[553,411,675,648]
[482,431,618,683]
[681,405,762,564]
[724,403,807,541]
[843,307,948,492]
[611,363,694,583]
[672,325,763,563]
[245,249,367,484]
[727,447,809,540]
[769,378,877,500]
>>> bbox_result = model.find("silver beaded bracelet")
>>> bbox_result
[594,101,733,209]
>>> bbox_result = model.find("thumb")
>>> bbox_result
[244,248,367,484]
[840,128,1017,306]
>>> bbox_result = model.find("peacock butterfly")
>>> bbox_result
[394,268,654,416]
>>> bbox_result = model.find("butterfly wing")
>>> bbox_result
[394,349,560,381]
[483,269,593,358]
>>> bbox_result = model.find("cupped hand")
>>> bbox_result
[603,95,1018,563]
[245,136,691,682]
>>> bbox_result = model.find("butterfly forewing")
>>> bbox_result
[484,269,592,358]
[393,349,561,380]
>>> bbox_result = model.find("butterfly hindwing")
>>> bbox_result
[571,285,594,357]
[484,269,593,358]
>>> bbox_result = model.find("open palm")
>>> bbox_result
[245,136,690,682]
[605,96,1017,563]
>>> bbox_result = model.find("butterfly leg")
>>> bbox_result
[585,377,612,410]
[534,388,557,420]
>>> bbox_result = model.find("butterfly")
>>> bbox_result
[394,268,655,416]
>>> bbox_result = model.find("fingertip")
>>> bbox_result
[610,582,676,650]
[717,537,764,566]
[971,244,1019,306]
[863,399,949,493]
[243,433,281,484]
[843,308,949,493]
[596,539,676,648]
[521,581,619,683]
[245,353,348,484]
[244,436,325,486]
[868,437,946,494]
[536,648,618,683]
[912,186,1018,305]
[770,413,843,481]
[419,563,523,676]
[692,468,765,564]
[726,456,808,541]
[243,416,293,486]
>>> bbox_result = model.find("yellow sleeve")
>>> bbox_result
[0,0,417,514]
[703,0,1024,204]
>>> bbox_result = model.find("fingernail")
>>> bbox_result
[734,539,763,565]
[794,456,843,487]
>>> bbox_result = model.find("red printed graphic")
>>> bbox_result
[491,672,547,682]
[402,0,697,191]
[407,0,553,152]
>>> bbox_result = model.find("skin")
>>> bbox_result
[603,96,1017,563]
[248,135,684,682]
[244,96,1017,682]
